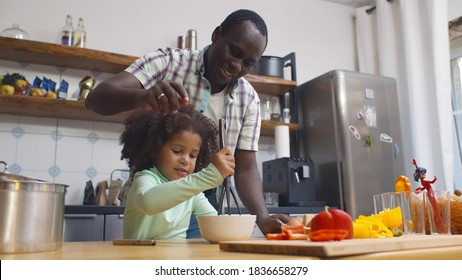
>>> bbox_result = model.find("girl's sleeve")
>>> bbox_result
[130,164,223,215]
[193,192,218,216]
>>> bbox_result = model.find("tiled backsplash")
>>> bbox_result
[1,61,278,205]
[0,113,129,204]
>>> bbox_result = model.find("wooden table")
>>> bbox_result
[1,238,461,260]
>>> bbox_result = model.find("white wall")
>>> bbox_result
[449,0,462,21]
[0,0,357,84]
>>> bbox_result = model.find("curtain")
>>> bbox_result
[355,0,454,190]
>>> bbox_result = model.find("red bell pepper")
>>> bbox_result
[266,233,288,240]
[265,224,308,240]
[309,229,349,242]
[310,207,353,239]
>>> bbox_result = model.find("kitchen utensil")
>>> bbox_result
[0,161,68,253]
[197,215,256,243]
[112,239,156,246]
[217,119,241,215]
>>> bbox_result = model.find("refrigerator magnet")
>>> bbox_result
[379,133,393,143]
[349,125,361,140]
[364,106,377,128]
[364,134,372,147]
[356,111,364,120]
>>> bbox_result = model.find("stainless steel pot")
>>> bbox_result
[251,56,285,78]
[0,161,68,253]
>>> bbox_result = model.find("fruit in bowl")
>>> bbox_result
[197,215,256,243]
[0,73,30,96]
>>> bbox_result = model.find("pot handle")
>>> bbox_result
[283,52,297,82]
[0,161,8,172]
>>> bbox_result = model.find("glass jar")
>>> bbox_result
[1,24,30,39]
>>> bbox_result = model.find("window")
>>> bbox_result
[452,57,462,157]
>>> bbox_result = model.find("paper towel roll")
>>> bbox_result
[275,125,290,158]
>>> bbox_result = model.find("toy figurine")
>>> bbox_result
[412,159,447,233]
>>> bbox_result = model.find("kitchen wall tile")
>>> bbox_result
[18,115,57,134]
[13,62,62,84]
[0,60,21,74]
[0,114,20,131]
[92,138,127,173]
[18,170,53,182]
[56,134,92,172]
[93,121,124,140]
[58,118,94,136]
[16,133,56,173]
[58,171,89,205]
[0,131,17,168]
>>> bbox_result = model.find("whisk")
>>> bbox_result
[217,118,241,215]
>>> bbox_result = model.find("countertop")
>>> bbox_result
[1,238,461,260]
[64,205,326,215]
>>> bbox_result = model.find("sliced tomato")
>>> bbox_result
[266,225,308,240]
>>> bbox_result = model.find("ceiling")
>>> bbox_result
[323,0,376,8]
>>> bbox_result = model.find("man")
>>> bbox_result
[85,9,289,235]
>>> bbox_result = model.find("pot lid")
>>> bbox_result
[259,55,284,61]
[0,161,68,192]
[0,171,47,182]
[0,179,68,192]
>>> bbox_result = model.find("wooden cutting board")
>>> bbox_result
[219,235,462,258]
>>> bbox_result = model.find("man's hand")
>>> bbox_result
[144,80,189,114]
[257,214,290,235]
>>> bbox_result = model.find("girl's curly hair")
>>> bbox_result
[120,105,219,174]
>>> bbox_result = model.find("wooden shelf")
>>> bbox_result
[0,95,298,136]
[244,74,296,96]
[0,37,298,135]
[0,37,138,74]
[260,119,299,135]
[0,37,296,96]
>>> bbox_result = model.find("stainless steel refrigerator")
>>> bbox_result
[295,70,405,218]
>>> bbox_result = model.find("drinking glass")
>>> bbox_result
[424,190,451,235]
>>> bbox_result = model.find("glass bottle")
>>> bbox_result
[283,108,291,123]
[61,15,74,46]
[73,17,86,48]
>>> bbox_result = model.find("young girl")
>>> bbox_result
[120,105,235,240]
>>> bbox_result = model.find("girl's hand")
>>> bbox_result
[212,147,235,179]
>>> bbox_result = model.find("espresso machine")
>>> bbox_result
[262,157,323,207]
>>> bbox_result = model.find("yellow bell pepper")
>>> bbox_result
[394,175,411,193]
[353,215,394,238]
[372,206,403,230]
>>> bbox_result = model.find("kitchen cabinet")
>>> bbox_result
[63,214,123,242]
[63,214,104,242]
[104,214,124,241]
[64,206,124,242]
[0,37,299,136]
